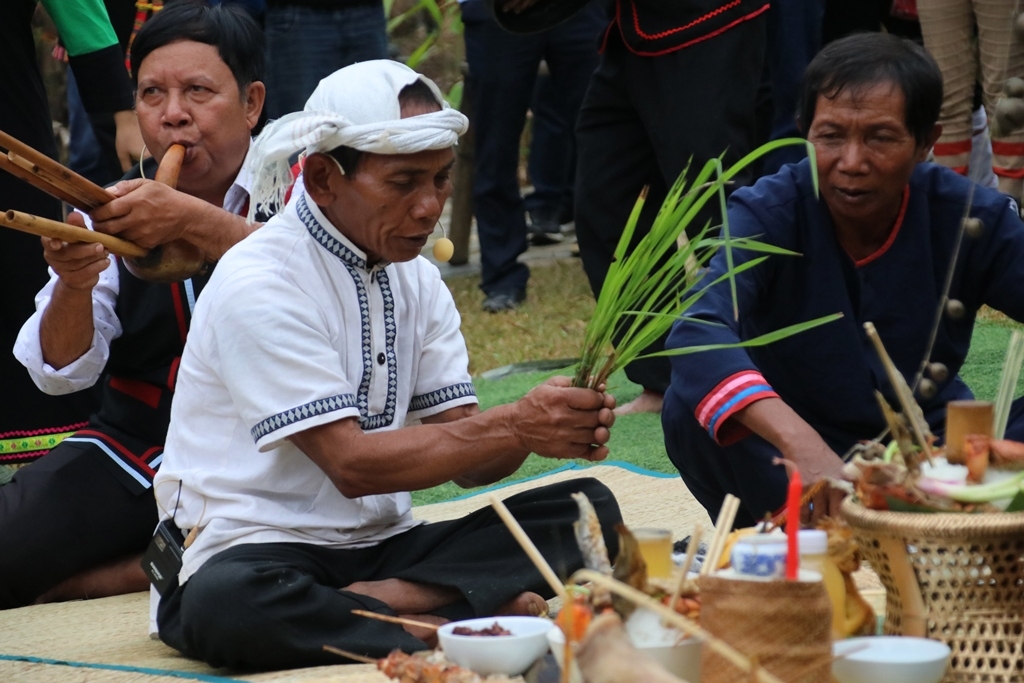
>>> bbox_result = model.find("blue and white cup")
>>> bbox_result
[730,534,789,580]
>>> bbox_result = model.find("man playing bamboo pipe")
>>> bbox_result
[151,60,622,671]
[3,4,265,609]
[663,33,1024,530]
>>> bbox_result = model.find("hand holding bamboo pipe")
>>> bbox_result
[0,131,206,282]
[120,144,207,282]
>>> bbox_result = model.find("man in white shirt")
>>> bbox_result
[4,4,265,609]
[153,60,622,670]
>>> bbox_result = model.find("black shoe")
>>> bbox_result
[482,289,526,313]
[528,210,564,245]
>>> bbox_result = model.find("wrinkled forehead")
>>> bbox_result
[136,39,232,84]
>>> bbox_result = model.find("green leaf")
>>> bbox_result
[1004,489,1024,513]
[405,33,437,69]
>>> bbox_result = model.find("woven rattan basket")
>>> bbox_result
[842,499,1024,682]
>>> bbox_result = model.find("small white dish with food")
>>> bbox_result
[436,615,553,676]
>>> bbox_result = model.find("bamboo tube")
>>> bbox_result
[8,152,103,210]
[0,210,147,258]
[945,400,994,463]
[489,494,569,602]
[572,569,787,683]
[0,128,113,207]
[351,609,440,631]
[0,154,88,210]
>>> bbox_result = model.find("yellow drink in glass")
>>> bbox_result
[634,528,673,579]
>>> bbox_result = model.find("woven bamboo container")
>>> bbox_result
[842,499,1024,682]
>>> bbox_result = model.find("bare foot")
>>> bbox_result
[613,389,664,416]
[34,554,149,605]
[496,591,547,617]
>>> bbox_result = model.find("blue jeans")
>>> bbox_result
[264,2,388,119]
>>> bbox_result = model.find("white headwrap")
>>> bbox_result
[247,60,469,221]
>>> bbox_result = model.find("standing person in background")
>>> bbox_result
[1,0,142,470]
[263,0,388,118]
[566,0,769,414]
[916,0,1024,204]
[463,0,605,313]
[524,72,577,245]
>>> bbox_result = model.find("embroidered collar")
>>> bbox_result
[296,191,390,272]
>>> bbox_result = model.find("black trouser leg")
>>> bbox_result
[0,444,157,609]
[159,478,621,670]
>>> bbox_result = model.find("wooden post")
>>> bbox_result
[448,62,474,266]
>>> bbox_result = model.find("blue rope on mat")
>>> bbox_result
[440,460,676,503]
[0,653,246,682]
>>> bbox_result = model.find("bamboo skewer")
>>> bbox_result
[0,210,147,257]
[572,569,787,683]
[351,609,440,631]
[322,645,376,664]
[663,525,702,627]
[701,494,740,576]
[489,494,568,602]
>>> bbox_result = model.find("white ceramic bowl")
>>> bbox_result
[547,617,702,683]
[833,636,950,683]
[437,616,553,676]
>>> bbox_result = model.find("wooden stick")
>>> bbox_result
[707,495,740,572]
[489,494,568,601]
[864,322,935,463]
[663,525,702,627]
[322,645,376,664]
[351,609,440,631]
[572,569,787,683]
[8,152,102,210]
[0,210,147,257]
[701,494,739,576]
[0,128,113,207]
[0,154,89,210]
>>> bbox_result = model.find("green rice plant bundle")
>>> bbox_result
[572,138,842,390]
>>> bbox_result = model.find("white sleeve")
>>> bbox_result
[209,271,362,452]
[12,215,122,395]
[406,273,477,421]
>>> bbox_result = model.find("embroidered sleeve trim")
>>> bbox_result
[695,370,778,442]
[631,0,741,40]
[251,393,358,442]
[409,383,477,413]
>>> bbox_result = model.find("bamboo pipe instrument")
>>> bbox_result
[0,129,114,209]
[0,133,205,282]
[121,143,206,282]
[0,210,146,257]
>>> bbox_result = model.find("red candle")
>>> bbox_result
[786,469,802,580]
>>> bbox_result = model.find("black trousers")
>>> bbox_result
[0,443,158,609]
[574,23,766,393]
[462,0,606,296]
[157,477,621,671]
